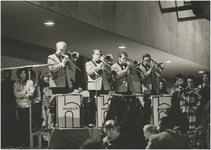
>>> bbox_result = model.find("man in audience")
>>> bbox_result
[102,120,135,149]
[146,116,191,149]
[13,68,35,147]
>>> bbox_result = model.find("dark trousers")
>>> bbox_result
[17,107,30,144]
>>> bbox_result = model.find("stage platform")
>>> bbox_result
[48,128,101,149]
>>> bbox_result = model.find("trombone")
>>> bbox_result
[151,59,164,71]
[99,54,114,69]
[61,52,81,71]
[149,59,165,81]
[126,58,145,77]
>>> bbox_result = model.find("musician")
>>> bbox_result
[85,49,112,126]
[138,53,161,123]
[47,41,79,93]
[111,52,134,95]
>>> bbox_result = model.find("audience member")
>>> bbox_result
[80,138,103,149]
[40,72,53,129]
[198,72,210,109]
[13,68,35,147]
[194,72,210,148]
[180,75,202,131]
[143,125,158,140]
[170,74,187,130]
[146,116,191,149]
[1,70,16,147]
[170,74,186,96]
[158,79,168,95]
[101,120,135,149]
[143,124,158,146]
[29,69,42,131]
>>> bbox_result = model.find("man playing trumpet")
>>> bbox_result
[47,41,79,93]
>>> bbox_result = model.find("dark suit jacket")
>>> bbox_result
[139,63,159,94]
[146,129,191,149]
[112,62,134,93]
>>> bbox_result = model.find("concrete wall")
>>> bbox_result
[29,1,210,68]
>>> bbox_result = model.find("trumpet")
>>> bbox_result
[61,52,81,71]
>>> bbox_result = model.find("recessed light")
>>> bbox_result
[44,21,55,26]
[117,45,126,49]
[198,71,204,74]
[165,60,172,63]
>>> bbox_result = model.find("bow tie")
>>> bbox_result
[121,64,127,67]
[95,61,101,64]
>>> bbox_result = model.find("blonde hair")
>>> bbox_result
[56,41,67,49]
[143,125,157,134]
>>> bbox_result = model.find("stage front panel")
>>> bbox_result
[97,94,110,128]
[151,95,172,126]
[56,94,81,128]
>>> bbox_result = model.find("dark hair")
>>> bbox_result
[174,74,185,82]
[104,120,120,132]
[142,54,151,60]
[186,75,195,82]
[160,116,174,131]
[16,68,27,79]
[203,72,210,81]
[118,52,128,58]
[159,79,168,94]
[3,69,12,78]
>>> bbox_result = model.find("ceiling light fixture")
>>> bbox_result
[44,21,54,26]
[165,60,172,63]
[198,71,204,74]
[117,45,126,49]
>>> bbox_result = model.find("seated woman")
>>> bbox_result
[101,120,135,149]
